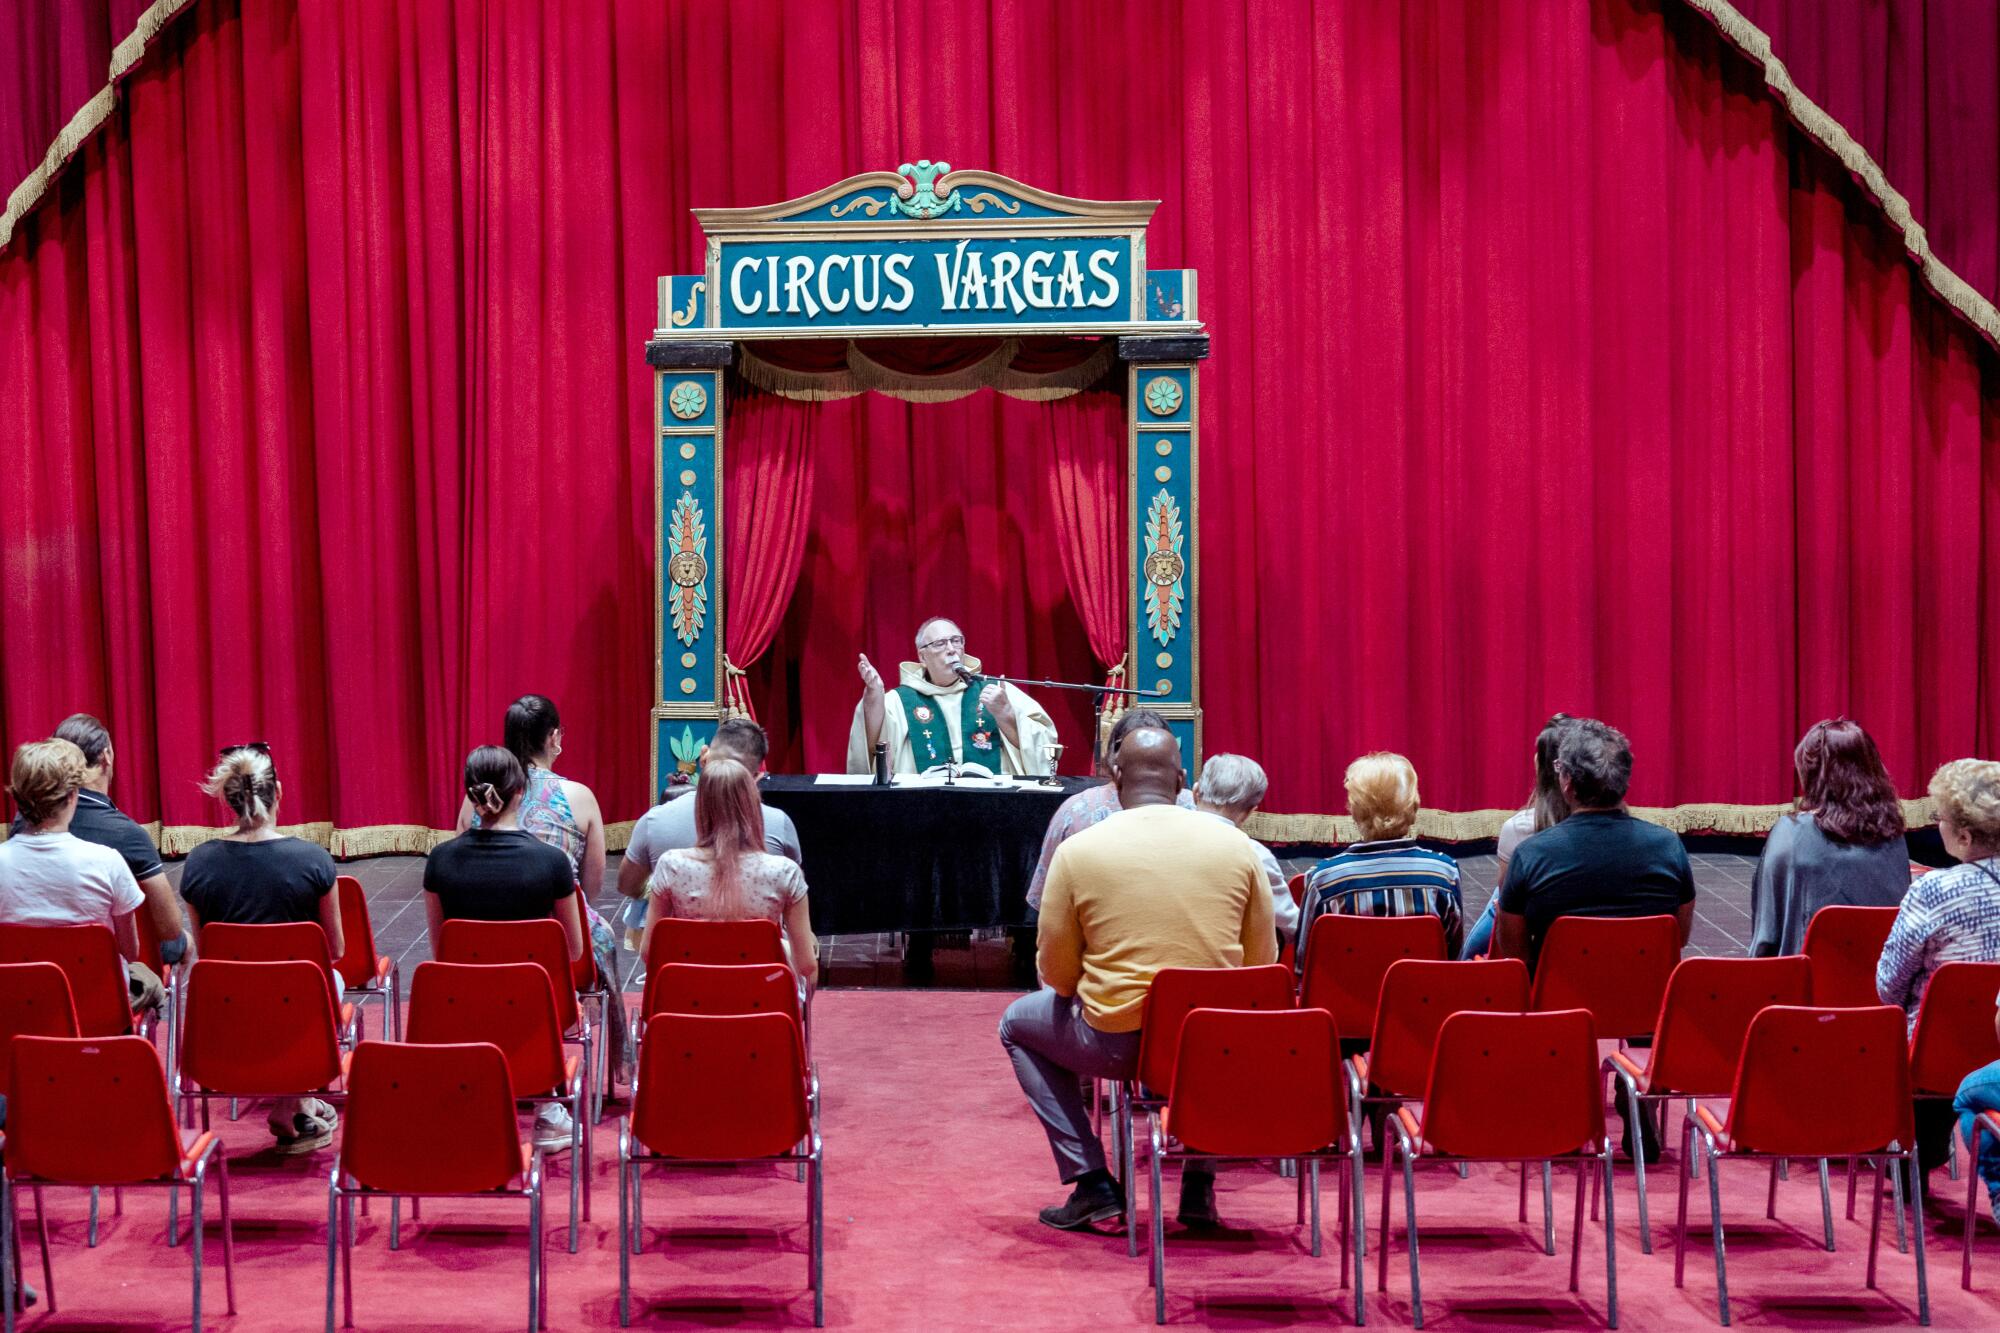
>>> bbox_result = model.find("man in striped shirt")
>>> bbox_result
[1295,752,1463,981]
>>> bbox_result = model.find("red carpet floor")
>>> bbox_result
[20,990,2000,1329]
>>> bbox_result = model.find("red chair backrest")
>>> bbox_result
[135,907,170,976]
[631,1012,811,1160]
[1364,958,1531,1096]
[1135,964,1295,1096]
[332,875,381,989]
[199,920,342,1016]
[645,917,786,973]
[0,963,80,1101]
[1416,1009,1605,1159]
[181,958,343,1094]
[1802,905,1901,1008]
[1642,955,1814,1096]
[435,918,580,1033]
[645,962,802,1027]
[340,1040,524,1194]
[1286,872,1307,909]
[8,1035,184,1184]
[406,961,568,1097]
[1530,914,1680,1040]
[1167,1007,1347,1157]
[1908,961,2000,1095]
[1724,1005,1914,1156]
[0,924,134,1037]
[1299,914,1448,1040]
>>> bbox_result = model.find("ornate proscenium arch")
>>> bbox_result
[643,162,1208,793]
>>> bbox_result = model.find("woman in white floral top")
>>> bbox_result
[641,758,818,985]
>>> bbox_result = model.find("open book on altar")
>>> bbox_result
[893,761,1013,788]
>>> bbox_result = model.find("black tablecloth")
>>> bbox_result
[759,775,1094,935]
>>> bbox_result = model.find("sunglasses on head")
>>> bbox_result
[217,741,272,759]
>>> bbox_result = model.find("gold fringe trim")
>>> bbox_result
[736,339,1115,404]
[1,0,197,253]
[1248,796,1939,847]
[1674,0,2000,348]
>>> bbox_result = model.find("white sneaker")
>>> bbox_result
[533,1104,576,1153]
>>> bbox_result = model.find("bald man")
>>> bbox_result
[998,728,1276,1232]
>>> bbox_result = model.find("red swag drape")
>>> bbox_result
[1040,386,1129,672]
[722,379,818,679]
[3,0,1999,845]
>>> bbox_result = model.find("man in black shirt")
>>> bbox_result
[8,715,187,975]
[1495,717,1693,1162]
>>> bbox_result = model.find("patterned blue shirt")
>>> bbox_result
[1876,857,2000,1033]
[1297,838,1463,977]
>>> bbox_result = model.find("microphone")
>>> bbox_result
[946,654,979,685]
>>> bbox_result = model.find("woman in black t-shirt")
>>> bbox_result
[423,746,585,963]
[180,743,345,1153]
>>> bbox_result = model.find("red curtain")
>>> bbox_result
[3,0,1999,838]
[1040,386,1129,670]
[722,380,818,678]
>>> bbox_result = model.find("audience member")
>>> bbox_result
[1191,753,1298,945]
[639,758,817,987]
[1024,709,1194,913]
[1750,718,1911,956]
[999,728,1275,1232]
[427,744,585,1152]
[461,694,630,1083]
[180,743,344,1152]
[617,719,801,947]
[7,714,186,966]
[0,740,159,1010]
[1460,713,1575,959]
[1494,718,1694,1161]
[1297,751,1464,971]
[1880,758,2000,1187]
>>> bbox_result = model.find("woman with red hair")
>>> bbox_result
[1748,718,1910,956]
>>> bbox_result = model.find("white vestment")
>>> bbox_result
[845,656,1059,777]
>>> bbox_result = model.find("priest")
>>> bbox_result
[846,616,1060,776]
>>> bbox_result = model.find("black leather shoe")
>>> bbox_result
[1176,1172,1220,1228]
[1038,1179,1124,1230]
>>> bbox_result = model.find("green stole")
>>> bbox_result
[896,682,996,770]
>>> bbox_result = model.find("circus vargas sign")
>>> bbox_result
[659,160,1188,339]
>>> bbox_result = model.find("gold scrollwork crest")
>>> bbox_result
[964,192,1022,215]
[829,195,890,219]
[668,281,705,327]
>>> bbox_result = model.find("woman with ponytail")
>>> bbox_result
[639,759,818,986]
[426,744,589,1151]
[180,743,346,1152]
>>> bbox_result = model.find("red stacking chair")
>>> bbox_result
[1116,965,1295,1256]
[0,924,146,1039]
[1531,914,1681,1042]
[645,917,786,971]
[329,1041,547,1332]
[1802,905,1900,1007]
[0,963,91,1250]
[1962,1110,2000,1291]
[1602,956,1813,1253]
[1286,872,1307,910]
[1380,1009,1617,1330]
[1674,1005,1929,1327]
[1907,962,2000,1210]
[199,921,357,1044]
[620,1012,821,1327]
[333,876,401,1040]
[177,959,347,1127]
[436,918,597,1121]
[1300,914,1449,1049]
[1144,1007,1363,1325]
[4,1035,235,1331]
[406,962,589,1253]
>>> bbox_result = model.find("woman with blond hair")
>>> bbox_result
[640,758,817,986]
[1295,751,1463,976]
[180,743,345,1152]
[1879,758,2000,1193]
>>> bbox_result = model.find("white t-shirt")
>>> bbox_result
[0,831,145,927]
[1495,808,1538,878]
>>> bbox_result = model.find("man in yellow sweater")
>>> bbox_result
[999,727,1277,1231]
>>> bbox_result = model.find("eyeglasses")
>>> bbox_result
[217,741,272,759]
[919,634,966,652]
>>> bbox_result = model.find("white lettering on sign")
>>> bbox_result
[722,243,1125,321]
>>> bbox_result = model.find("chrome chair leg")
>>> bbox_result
[1819,1159,1836,1251]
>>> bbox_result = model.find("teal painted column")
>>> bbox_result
[1127,361,1200,773]
[651,366,726,800]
